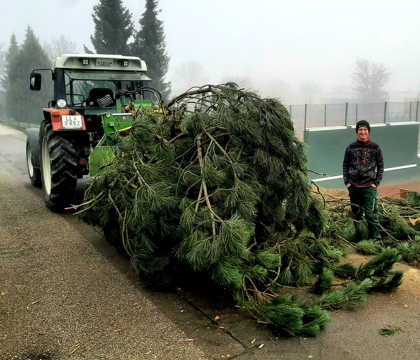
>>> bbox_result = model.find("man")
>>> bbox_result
[343,120,384,241]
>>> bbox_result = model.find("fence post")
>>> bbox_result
[344,103,348,126]
[384,101,387,124]
[409,102,412,121]
[304,104,307,129]
[356,103,358,122]
[324,104,327,127]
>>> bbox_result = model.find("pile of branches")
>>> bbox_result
[78,84,405,336]
[320,188,420,265]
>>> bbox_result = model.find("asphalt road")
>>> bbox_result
[0,123,419,360]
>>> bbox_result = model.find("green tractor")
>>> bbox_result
[26,54,160,211]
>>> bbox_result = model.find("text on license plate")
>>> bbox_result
[62,115,83,129]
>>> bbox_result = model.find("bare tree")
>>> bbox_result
[43,35,79,63]
[351,58,390,101]
[172,61,208,91]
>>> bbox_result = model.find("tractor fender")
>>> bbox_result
[26,128,40,168]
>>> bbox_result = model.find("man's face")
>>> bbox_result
[357,126,369,140]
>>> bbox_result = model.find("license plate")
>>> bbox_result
[62,115,83,129]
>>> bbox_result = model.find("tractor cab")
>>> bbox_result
[31,54,152,112]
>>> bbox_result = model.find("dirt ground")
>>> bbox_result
[317,183,420,200]
[379,182,420,199]
[320,181,420,199]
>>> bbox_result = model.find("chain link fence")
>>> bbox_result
[286,101,419,142]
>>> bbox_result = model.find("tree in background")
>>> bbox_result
[84,0,134,55]
[0,43,6,83]
[351,58,390,101]
[172,60,208,93]
[44,35,79,63]
[5,27,52,109]
[2,34,20,109]
[296,81,322,104]
[0,35,19,97]
[130,0,171,98]
[0,43,7,102]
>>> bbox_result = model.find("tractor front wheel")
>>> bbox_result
[40,121,78,211]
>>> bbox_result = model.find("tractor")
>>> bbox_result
[26,54,160,211]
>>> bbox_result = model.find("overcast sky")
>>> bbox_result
[1,0,419,102]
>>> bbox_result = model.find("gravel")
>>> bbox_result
[0,164,208,360]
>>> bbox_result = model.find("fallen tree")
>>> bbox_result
[78,84,408,336]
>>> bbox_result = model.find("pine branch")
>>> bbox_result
[312,268,334,294]
[318,279,373,310]
[196,134,224,236]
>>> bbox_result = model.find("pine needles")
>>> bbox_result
[379,326,403,336]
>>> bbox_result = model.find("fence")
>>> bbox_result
[1,100,419,132]
[287,101,419,140]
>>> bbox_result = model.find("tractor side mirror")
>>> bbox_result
[30,73,42,91]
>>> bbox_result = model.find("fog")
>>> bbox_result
[1,0,419,103]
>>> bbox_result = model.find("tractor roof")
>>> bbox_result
[54,54,147,72]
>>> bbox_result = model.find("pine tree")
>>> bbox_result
[5,27,52,109]
[0,45,5,102]
[1,34,19,95]
[78,84,404,336]
[130,0,171,98]
[84,0,134,55]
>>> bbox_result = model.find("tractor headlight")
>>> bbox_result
[57,99,66,108]
[79,58,90,66]
[118,59,129,67]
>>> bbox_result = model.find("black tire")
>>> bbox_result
[39,121,78,211]
[26,139,41,187]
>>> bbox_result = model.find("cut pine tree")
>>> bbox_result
[78,84,405,336]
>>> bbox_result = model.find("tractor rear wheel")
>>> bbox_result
[39,121,78,211]
[26,139,41,187]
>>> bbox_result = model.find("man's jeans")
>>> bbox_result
[348,186,381,240]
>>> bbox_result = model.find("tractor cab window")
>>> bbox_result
[64,72,116,107]
[121,81,152,100]
[63,69,151,108]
